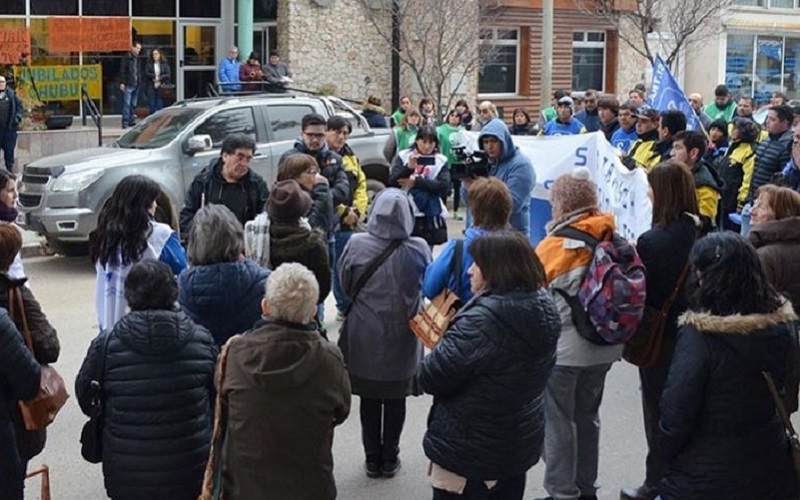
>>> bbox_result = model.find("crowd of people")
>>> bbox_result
[1,79,800,500]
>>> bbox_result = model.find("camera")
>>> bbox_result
[451,146,490,178]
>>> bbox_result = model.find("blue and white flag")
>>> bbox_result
[647,55,702,131]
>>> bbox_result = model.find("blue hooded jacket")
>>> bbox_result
[478,119,536,236]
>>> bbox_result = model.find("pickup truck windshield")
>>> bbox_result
[116,108,203,149]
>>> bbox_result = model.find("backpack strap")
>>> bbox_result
[554,227,603,250]
[450,239,464,294]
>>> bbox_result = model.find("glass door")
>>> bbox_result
[252,23,278,61]
[178,23,219,100]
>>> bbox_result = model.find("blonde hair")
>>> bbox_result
[265,263,319,323]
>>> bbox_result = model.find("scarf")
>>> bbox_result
[0,202,18,223]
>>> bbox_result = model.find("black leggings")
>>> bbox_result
[359,397,407,463]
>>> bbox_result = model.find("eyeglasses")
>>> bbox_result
[479,108,491,114]
[230,152,253,163]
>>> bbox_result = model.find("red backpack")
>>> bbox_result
[553,227,646,345]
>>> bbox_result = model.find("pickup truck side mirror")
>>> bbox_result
[185,134,213,155]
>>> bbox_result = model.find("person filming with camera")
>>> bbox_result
[462,118,535,237]
[388,125,450,248]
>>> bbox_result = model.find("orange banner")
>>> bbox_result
[0,28,31,65]
[48,17,131,53]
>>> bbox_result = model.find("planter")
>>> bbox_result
[45,115,74,130]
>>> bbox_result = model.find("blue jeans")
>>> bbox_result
[0,127,17,171]
[122,85,139,126]
[333,230,353,313]
[149,90,164,114]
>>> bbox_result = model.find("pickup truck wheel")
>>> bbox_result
[366,179,385,206]
[46,238,89,257]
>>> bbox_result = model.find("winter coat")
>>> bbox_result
[269,223,331,304]
[362,103,388,128]
[748,129,793,203]
[238,61,264,92]
[221,318,350,500]
[719,140,757,215]
[179,158,269,239]
[535,209,623,366]
[418,289,560,480]
[636,214,697,342]
[508,123,535,136]
[659,301,799,500]
[0,87,23,131]
[610,126,638,154]
[783,160,800,192]
[624,129,661,171]
[144,60,171,97]
[600,118,620,141]
[703,100,737,122]
[119,52,141,88]
[423,227,488,303]
[692,158,723,228]
[388,149,450,246]
[478,119,536,237]
[384,126,418,162]
[0,310,40,500]
[575,108,601,133]
[217,57,242,92]
[75,310,217,500]
[541,118,586,136]
[0,274,59,461]
[749,217,800,312]
[263,61,291,85]
[178,259,270,346]
[334,144,368,229]
[337,188,431,397]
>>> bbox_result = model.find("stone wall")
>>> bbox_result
[278,0,393,109]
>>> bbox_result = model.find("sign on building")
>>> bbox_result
[13,65,103,101]
[0,28,31,65]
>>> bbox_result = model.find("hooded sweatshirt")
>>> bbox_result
[222,318,351,500]
[478,119,536,237]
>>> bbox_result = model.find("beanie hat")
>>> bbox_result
[268,180,312,223]
[550,167,598,221]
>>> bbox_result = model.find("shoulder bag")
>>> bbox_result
[763,370,800,489]
[342,239,403,317]
[198,336,238,500]
[9,288,69,431]
[410,240,464,349]
[80,330,113,463]
[623,262,690,368]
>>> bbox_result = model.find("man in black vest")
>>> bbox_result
[0,76,23,172]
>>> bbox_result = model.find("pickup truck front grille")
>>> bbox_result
[18,193,42,208]
[21,174,50,185]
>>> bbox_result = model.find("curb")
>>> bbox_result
[21,242,49,259]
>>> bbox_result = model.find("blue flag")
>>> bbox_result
[647,56,702,131]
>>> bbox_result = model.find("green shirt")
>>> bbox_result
[543,106,557,123]
[703,101,737,123]
[437,123,465,165]
[391,109,405,127]
[393,126,417,152]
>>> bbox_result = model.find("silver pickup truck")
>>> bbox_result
[16,94,391,255]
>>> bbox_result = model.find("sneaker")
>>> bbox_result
[381,458,401,478]
[620,485,658,500]
[365,461,382,478]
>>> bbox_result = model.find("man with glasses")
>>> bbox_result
[179,133,268,238]
[575,89,601,133]
[474,101,498,132]
[622,106,661,171]
[218,46,242,93]
[0,76,23,172]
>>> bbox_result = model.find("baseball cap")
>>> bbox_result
[557,96,574,107]
[635,105,659,120]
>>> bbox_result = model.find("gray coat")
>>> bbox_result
[337,188,431,394]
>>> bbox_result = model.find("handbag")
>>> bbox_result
[157,84,176,105]
[198,336,237,500]
[410,240,464,349]
[763,370,800,488]
[623,262,690,368]
[80,331,112,463]
[9,288,69,431]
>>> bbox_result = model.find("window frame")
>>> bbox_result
[733,0,800,7]
[571,30,607,93]
[265,104,316,143]
[478,26,521,98]
[193,106,258,148]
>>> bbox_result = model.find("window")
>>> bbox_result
[0,0,24,15]
[267,105,315,142]
[180,1,221,19]
[82,0,128,16]
[195,108,257,147]
[478,28,519,95]
[726,33,800,105]
[572,31,606,92]
[133,0,176,17]
[31,0,78,15]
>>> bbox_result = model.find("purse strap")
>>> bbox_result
[200,336,236,500]
[343,239,402,316]
[8,287,33,353]
[660,261,691,316]
[763,371,798,438]
[449,239,464,294]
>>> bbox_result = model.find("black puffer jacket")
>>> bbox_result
[75,310,217,500]
[417,289,560,480]
[659,301,799,500]
[748,129,793,203]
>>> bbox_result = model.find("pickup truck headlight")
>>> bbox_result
[51,168,105,192]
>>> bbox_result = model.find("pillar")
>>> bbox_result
[237,0,254,59]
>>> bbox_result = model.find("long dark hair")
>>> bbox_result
[413,125,439,152]
[469,231,546,293]
[688,232,783,316]
[649,161,698,227]
[89,175,161,266]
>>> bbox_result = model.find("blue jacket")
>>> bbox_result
[218,57,242,92]
[478,119,535,236]
[610,126,638,154]
[178,259,270,346]
[575,109,601,133]
[423,227,485,302]
[542,118,585,136]
[783,160,800,192]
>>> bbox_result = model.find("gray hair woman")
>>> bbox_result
[220,262,350,499]
[178,204,270,346]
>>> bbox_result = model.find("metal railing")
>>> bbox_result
[80,85,103,146]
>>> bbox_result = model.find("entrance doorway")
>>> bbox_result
[178,23,219,100]
[253,23,277,60]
